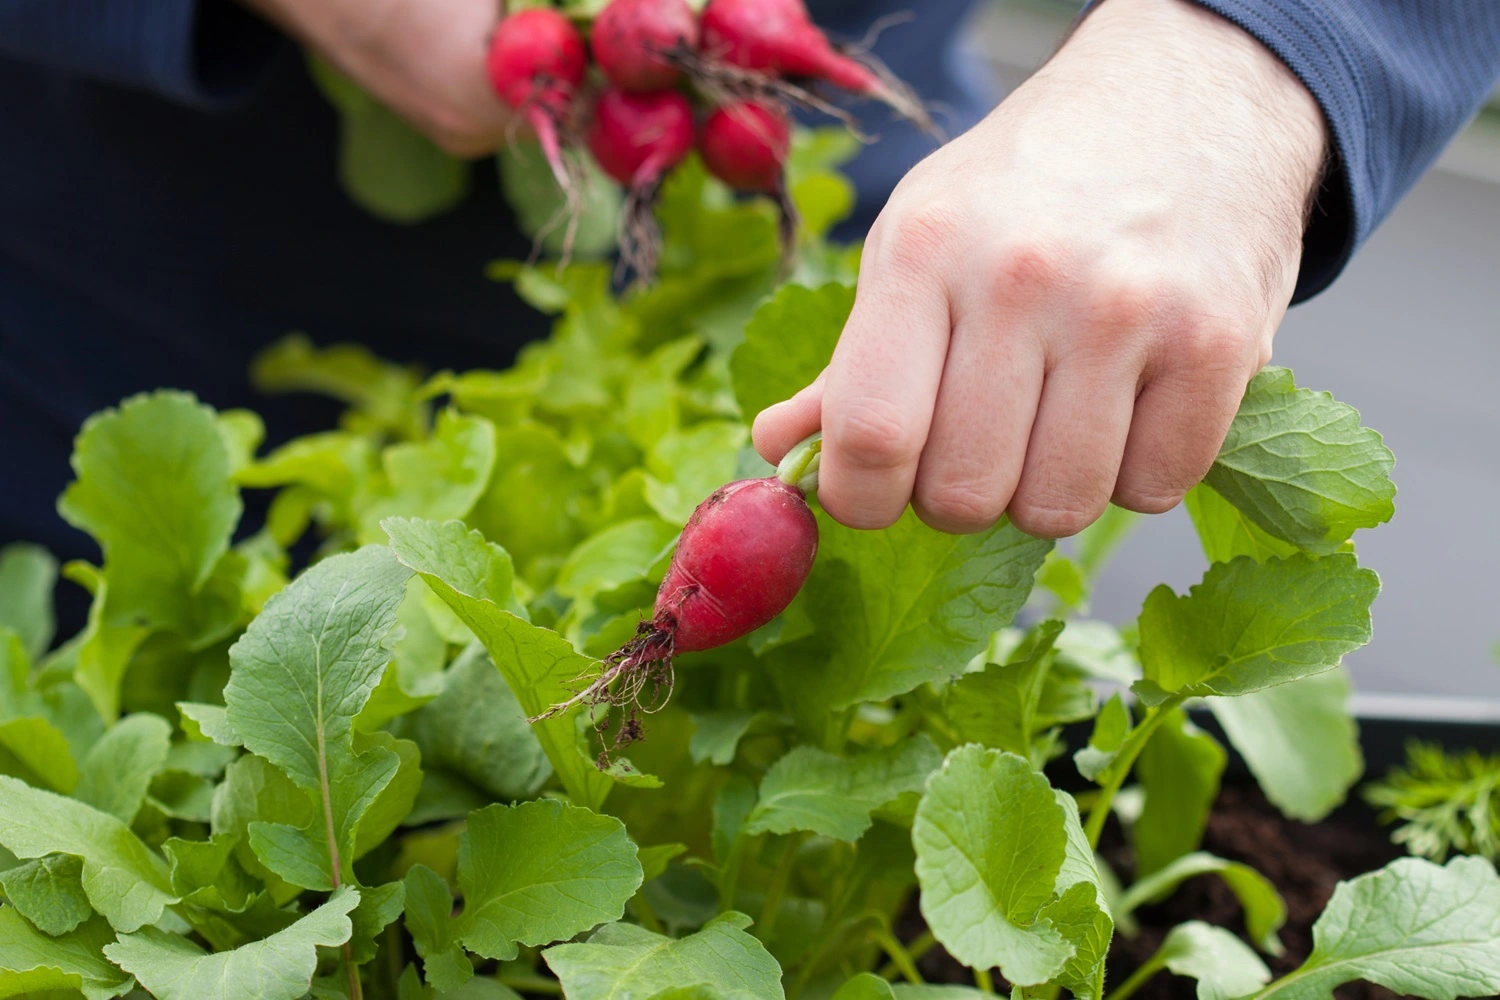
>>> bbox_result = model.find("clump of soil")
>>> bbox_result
[899,784,1409,998]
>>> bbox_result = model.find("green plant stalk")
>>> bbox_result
[870,925,924,984]
[719,832,750,912]
[776,433,823,494]
[975,967,996,993]
[1104,948,1165,1000]
[631,891,665,935]
[758,832,807,941]
[1084,695,1186,849]
[880,929,937,978]
[787,867,864,998]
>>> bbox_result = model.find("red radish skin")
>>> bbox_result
[486,9,588,191]
[591,0,700,92]
[531,475,818,759]
[587,88,696,281]
[699,0,931,129]
[588,89,696,190]
[654,477,818,652]
[699,100,791,194]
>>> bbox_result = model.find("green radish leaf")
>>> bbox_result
[1133,553,1378,704]
[1074,693,1131,783]
[499,142,622,259]
[178,702,242,747]
[1184,483,1299,565]
[57,392,243,717]
[912,746,1073,986]
[689,709,780,767]
[210,754,314,904]
[348,880,407,966]
[545,911,784,999]
[0,908,134,1000]
[644,422,747,525]
[408,645,551,802]
[554,517,678,605]
[831,973,897,1000]
[1037,790,1114,999]
[730,282,854,423]
[0,853,92,935]
[404,863,473,991]
[948,620,1089,768]
[468,424,590,578]
[251,335,427,441]
[355,410,498,545]
[454,800,643,961]
[162,834,258,914]
[74,712,172,823]
[1208,668,1362,823]
[1209,367,1394,553]
[771,512,1051,716]
[1117,852,1286,955]
[1134,710,1225,878]
[1146,921,1273,1000]
[745,736,942,842]
[0,543,57,660]
[1256,856,1500,999]
[0,775,176,932]
[223,545,413,888]
[0,715,78,792]
[106,885,359,1000]
[385,517,620,810]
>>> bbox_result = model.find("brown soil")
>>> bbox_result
[902,784,1411,998]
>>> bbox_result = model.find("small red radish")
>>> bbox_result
[587,88,696,281]
[699,0,931,130]
[591,0,700,92]
[486,8,589,192]
[533,436,823,760]
[700,100,800,266]
[699,99,791,194]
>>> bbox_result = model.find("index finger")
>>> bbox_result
[816,228,954,529]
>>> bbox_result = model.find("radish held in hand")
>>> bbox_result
[587,88,696,281]
[533,436,823,762]
[699,0,932,131]
[591,0,700,92]
[700,100,800,265]
[486,9,588,195]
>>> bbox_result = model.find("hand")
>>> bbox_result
[240,0,510,156]
[753,0,1327,537]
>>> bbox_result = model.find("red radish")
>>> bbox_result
[699,100,791,194]
[587,88,696,281]
[699,0,931,130]
[591,0,700,92]
[700,100,800,267]
[533,436,823,760]
[486,9,588,192]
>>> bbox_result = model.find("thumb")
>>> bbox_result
[752,370,826,465]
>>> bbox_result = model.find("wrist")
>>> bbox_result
[1054,0,1328,240]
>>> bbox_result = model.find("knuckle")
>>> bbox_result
[1008,498,1099,539]
[880,202,964,273]
[914,479,1006,534]
[991,242,1073,301]
[826,396,925,472]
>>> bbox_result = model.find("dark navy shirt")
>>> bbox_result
[1,0,1498,563]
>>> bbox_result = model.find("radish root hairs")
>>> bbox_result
[531,434,823,764]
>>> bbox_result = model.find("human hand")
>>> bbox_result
[241,0,510,156]
[753,0,1328,537]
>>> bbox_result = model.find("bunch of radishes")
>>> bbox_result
[485,0,930,279]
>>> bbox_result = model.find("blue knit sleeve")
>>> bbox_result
[1176,1,1500,300]
[0,0,282,109]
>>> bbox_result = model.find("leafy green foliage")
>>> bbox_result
[1134,553,1378,704]
[1,141,1486,1000]
[1205,367,1396,553]
[1365,740,1500,862]
[545,912,784,999]
[1256,856,1500,999]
